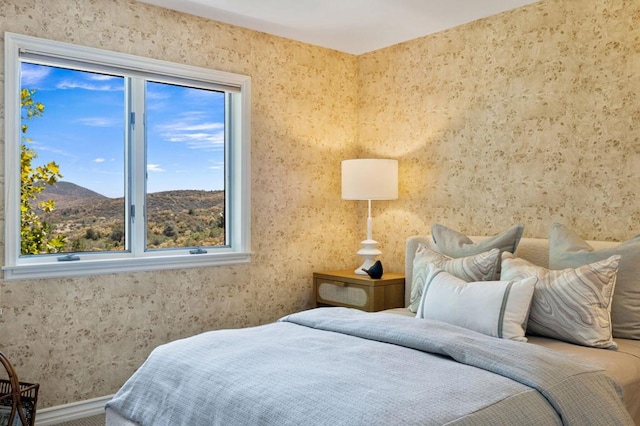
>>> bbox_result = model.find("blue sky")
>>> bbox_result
[20,63,226,198]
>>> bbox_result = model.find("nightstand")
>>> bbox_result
[313,270,405,312]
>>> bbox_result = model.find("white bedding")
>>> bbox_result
[530,336,640,422]
[106,233,640,425]
[386,306,640,423]
[404,234,640,424]
[107,308,634,425]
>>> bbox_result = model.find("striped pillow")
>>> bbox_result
[409,245,500,312]
[501,252,620,349]
[415,264,537,342]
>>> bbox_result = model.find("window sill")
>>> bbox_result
[2,251,252,281]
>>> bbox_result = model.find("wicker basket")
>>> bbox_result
[0,352,39,426]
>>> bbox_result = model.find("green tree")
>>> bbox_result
[71,238,84,252]
[163,221,177,237]
[215,211,224,229]
[20,88,66,255]
[110,226,124,243]
[85,228,101,241]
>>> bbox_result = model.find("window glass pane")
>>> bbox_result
[6,34,250,279]
[20,62,126,255]
[145,81,226,250]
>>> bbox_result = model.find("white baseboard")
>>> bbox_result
[36,394,114,426]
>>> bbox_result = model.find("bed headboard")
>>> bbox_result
[404,235,619,308]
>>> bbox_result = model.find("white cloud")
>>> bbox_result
[57,80,121,91]
[156,119,225,151]
[158,121,224,133]
[94,158,106,163]
[76,117,120,127]
[21,64,52,87]
[168,131,225,150]
[147,164,165,172]
[147,89,171,100]
[32,143,73,158]
[89,74,118,81]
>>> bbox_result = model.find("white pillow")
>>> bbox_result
[415,264,537,342]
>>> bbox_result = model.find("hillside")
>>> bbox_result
[40,182,224,216]
[38,181,108,209]
[35,182,226,252]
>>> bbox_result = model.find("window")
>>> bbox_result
[3,33,251,280]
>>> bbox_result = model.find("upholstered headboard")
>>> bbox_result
[404,235,620,308]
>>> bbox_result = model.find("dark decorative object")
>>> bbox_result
[362,260,383,279]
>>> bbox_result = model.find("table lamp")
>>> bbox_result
[341,158,398,275]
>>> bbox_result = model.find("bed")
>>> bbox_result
[106,223,640,425]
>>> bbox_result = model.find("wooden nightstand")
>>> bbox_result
[313,270,405,312]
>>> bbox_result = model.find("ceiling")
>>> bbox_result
[137,0,539,55]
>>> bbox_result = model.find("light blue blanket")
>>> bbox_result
[107,308,633,425]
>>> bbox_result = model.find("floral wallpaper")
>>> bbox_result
[0,0,639,410]
[359,0,640,274]
[0,0,358,408]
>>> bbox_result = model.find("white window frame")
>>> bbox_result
[3,32,252,281]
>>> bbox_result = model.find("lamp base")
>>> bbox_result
[355,239,381,275]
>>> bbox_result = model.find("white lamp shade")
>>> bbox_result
[342,159,398,200]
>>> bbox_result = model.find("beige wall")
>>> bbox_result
[1,0,639,410]
[0,0,358,407]
[360,0,640,275]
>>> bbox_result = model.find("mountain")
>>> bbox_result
[35,182,226,251]
[38,181,109,209]
[38,181,224,219]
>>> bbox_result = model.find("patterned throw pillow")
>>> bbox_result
[409,245,500,312]
[549,222,640,339]
[415,264,537,342]
[501,252,620,349]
